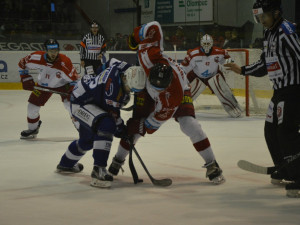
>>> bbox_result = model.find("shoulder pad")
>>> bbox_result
[281,21,296,35]
[188,48,200,56]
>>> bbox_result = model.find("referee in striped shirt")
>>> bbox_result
[80,20,106,75]
[225,0,300,198]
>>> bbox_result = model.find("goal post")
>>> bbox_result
[227,49,250,116]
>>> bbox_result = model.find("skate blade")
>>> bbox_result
[286,189,300,198]
[211,175,226,185]
[56,169,80,174]
[271,179,292,186]
[90,178,112,188]
[20,134,37,139]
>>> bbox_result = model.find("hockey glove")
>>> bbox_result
[20,74,35,91]
[114,118,127,138]
[126,118,146,137]
[128,33,139,51]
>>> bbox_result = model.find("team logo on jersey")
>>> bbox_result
[277,101,284,125]
[105,78,113,96]
[214,56,220,63]
[56,72,61,78]
[99,67,112,84]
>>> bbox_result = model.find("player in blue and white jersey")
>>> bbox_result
[56,58,146,188]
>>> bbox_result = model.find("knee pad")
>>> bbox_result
[27,103,40,119]
[78,139,93,151]
[178,116,207,143]
[95,116,116,140]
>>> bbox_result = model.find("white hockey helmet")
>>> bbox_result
[123,66,146,92]
[201,34,214,54]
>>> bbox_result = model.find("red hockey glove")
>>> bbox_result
[20,74,35,91]
[126,118,146,137]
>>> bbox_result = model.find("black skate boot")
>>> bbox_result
[271,169,292,186]
[90,166,113,188]
[56,163,84,173]
[204,160,225,184]
[286,181,300,198]
[108,156,125,176]
[20,121,42,139]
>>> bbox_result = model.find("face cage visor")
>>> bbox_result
[201,43,212,54]
[253,7,270,24]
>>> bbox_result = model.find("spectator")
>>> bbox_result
[211,26,225,48]
[170,26,186,50]
[107,37,116,51]
[114,33,127,50]
[249,37,264,49]
[222,30,232,49]
[195,28,205,45]
[225,29,241,49]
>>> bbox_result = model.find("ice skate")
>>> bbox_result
[204,160,225,184]
[271,170,292,186]
[20,121,42,139]
[90,166,113,188]
[108,156,125,176]
[56,163,84,173]
[286,182,300,198]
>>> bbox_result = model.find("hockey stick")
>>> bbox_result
[128,142,143,184]
[121,105,134,111]
[131,144,172,187]
[238,151,300,175]
[34,86,69,96]
[237,160,276,175]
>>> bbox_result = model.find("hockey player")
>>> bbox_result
[19,39,80,139]
[56,58,147,188]
[108,21,225,185]
[181,34,243,117]
[225,0,300,197]
[80,20,106,76]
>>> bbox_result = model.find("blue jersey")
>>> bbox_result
[71,58,131,117]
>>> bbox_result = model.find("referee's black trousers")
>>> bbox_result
[264,85,300,181]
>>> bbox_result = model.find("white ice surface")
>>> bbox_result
[0,90,299,225]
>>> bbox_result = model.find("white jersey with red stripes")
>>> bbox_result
[133,21,189,130]
[181,46,230,79]
[18,51,79,88]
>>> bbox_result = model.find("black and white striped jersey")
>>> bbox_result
[80,32,106,61]
[241,18,300,90]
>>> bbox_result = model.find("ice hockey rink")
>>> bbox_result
[0,90,299,225]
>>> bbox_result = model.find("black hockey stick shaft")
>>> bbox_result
[128,142,143,184]
[131,145,172,187]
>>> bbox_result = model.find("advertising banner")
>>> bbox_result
[141,0,213,24]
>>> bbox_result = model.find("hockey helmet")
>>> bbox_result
[123,66,146,92]
[90,20,99,28]
[44,39,59,51]
[252,0,282,24]
[149,63,173,90]
[201,34,213,54]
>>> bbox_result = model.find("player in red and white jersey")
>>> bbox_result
[108,21,225,185]
[19,39,80,139]
[181,34,243,117]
